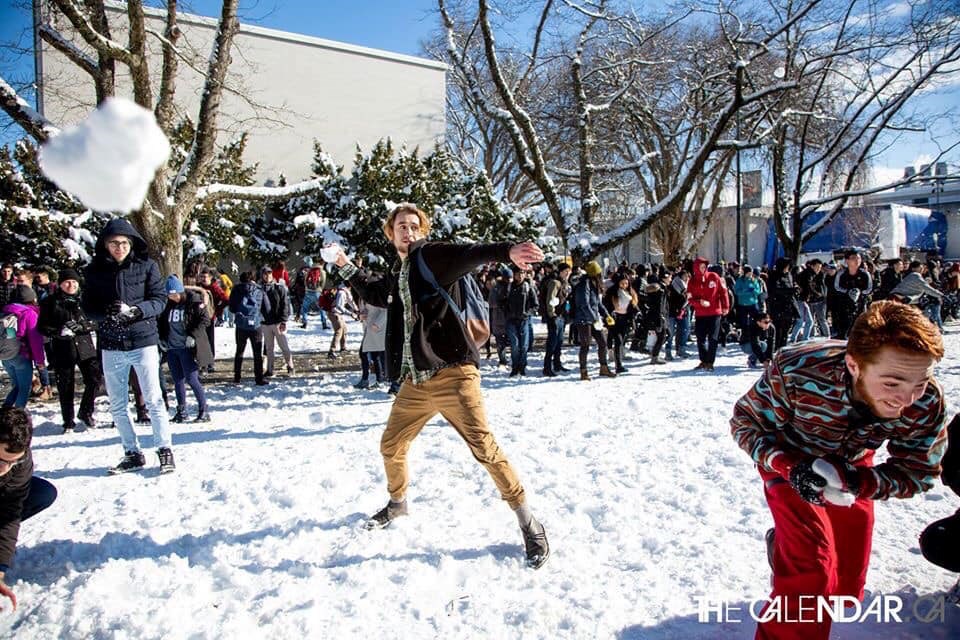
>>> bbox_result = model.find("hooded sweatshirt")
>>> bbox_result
[81,218,166,351]
[686,257,730,318]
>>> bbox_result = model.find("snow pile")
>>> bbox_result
[39,98,170,212]
[3,322,959,638]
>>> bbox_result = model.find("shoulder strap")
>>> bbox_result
[415,250,462,316]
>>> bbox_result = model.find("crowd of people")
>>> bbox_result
[0,212,958,619]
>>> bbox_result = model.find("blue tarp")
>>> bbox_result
[763,207,947,265]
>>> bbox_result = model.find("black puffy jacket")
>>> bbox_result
[81,218,166,351]
[37,289,98,367]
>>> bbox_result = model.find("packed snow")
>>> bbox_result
[3,321,959,638]
[39,97,170,213]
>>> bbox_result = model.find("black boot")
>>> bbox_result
[172,406,188,423]
[135,406,151,424]
[109,450,146,475]
[194,408,211,423]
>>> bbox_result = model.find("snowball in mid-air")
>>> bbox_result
[40,97,170,213]
[320,244,341,263]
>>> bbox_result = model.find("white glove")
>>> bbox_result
[60,327,75,337]
[811,458,857,507]
[185,336,196,348]
[320,244,341,263]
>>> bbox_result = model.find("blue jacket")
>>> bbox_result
[229,282,270,331]
[572,276,609,325]
[734,276,762,307]
[81,218,166,351]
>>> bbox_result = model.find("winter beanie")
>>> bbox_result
[58,268,82,284]
[10,285,37,305]
[166,275,185,295]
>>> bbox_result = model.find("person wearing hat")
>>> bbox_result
[37,269,102,431]
[82,218,176,474]
[571,261,616,380]
[1,286,47,409]
[159,275,212,423]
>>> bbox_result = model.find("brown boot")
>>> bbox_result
[37,385,54,401]
[580,369,590,381]
[599,364,617,378]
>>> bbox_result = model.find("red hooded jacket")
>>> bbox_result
[687,257,730,318]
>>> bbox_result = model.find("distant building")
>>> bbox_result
[35,1,446,183]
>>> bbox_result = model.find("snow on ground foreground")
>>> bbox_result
[4,322,959,639]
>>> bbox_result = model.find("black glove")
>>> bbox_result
[788,460,827,505]
[119,306,143,323]
[64,320,85,334]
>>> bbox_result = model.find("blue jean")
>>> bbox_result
[102,346,172,452]
[670,314,692,357]
[791,301,812,342]
[166,347,206,412]
[2,354,34,408]
[506,317,532,370]
[544,316,565,368]
[808,301,829,338]
[300,291,328,327]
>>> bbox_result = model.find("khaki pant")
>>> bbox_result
[381,365,525,508]
[261,323,293,372]
[329,313,346,353]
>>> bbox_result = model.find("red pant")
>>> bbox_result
[756,459,875,640]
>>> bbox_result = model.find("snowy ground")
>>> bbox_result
[4,319,959,639]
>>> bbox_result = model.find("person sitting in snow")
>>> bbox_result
[730,300,947,640]
[0,407,57,611]
[329,202,550,569]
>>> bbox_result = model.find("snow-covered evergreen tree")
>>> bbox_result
[0,141,106,267]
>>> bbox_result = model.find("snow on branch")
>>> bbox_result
[51,0,134,64]
[0,77,61,143]
[196,177,330,203]
[38,25,97,77]
[548,152,660,177]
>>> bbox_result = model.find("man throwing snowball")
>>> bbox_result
[329,202,550,569]
[731,300,947,640]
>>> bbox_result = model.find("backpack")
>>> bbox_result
[185,285,215,321]
[415,252,491,348]
[319,289,335,312]
[233,285,263,331]
[0,312,20,361]
[306,267,324,291]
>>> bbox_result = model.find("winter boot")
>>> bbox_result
[109,450,146,475]
[157,447,176,474]
[521,517,550,570]
[580,368,590,381]
[135,405,151,424]
[542,365,556,378]
[365,499,408,529]
[598,364,617,378]
[509,366,520,378]
[554,361,570,373]
[615,364,627,373]
[194,408,211,423]
[172,406,188,423]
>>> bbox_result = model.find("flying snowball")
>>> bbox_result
[39,97,171,212]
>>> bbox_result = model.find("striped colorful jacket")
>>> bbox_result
[731,340,948,500]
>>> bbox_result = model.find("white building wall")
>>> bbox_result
[38,2,446,183]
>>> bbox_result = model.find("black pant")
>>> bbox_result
[23,476,57,521]
[695,315,721,365]
[205,322,216,360]
[54,358,102,425]
[234,328,264,383]
[608,315,632,369]
[577,324,608,370]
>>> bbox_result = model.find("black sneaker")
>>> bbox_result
[172,407,187,423]
[522,517,550,569]
[194,409,211,423]
[62,422,75,434]
[109,450,146,475]
[158,447,176,474]
[365,500,408,529]
[134,408,151,424]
